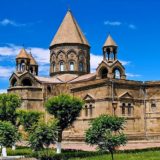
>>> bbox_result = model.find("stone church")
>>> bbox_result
[8,10,160,141]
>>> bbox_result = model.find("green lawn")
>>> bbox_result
[70,150,160,160]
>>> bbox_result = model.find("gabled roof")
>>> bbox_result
[16,48,30,59]
[119,92,133,99]
[28,54,38,66]
[50,10,89,47]
[103,34,117,47]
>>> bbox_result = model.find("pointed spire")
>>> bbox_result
[103,34,117,47]
[28,53,38,66]
[50,10,89,47]
[16,48,30,59]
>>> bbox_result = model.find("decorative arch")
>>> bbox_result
[112,67,123,79]
[11,78,17,87]
[78,51,85,61]
[56,50,66,59]
[67,49,77,57]
[21,78,32,86]
[51,54,56,62]
[99,67,108,79]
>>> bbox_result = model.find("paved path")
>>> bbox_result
[61,140,160,151]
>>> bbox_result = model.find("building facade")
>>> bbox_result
[8,10,160,141]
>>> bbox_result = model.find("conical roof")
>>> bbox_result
[103,35,117,47]
[16,48,30,59]
[50,10,89,47]
[28,54,38,66]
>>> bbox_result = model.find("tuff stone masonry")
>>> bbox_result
[8,10,160,141]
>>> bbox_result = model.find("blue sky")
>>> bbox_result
[0,0,160,93]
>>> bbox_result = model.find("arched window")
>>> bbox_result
[69,61,74,71]
[151,102,157,112]
[113,68,121,79]
[128,103,132,116]
[21,78,32,86]
[53,63,56,72]
[11,78,17,87]
[85,105,88,117]
[30,67,33,74]
[109,53,114,60]
[122,103,125,115]
[79,62,83,72]
[100,68,108,79]
[47,85,51,93]
[21,62,26,72]
[60,61,64,71]
[89,104,93,117]
[121,103,133,116]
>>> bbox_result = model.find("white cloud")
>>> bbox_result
[0,66,14,78]
[104,21,122,26]
[104,20,136,29]
[128,24,136,30]
[0,89,7,93]
[0,19,26,27]
[0,44,131,79]
[126,73,141,78]
[90,53,130,72]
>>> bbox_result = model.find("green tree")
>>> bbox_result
[85,115,127,160]
[28,119,58,151]
[17,110,43,132]
[45,94,84,153]
[0,121,20,156]
[0,93,21,125]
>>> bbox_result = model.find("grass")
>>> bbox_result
[70,150,160,160]
[4,147,160,160]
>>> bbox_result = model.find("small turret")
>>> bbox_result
[16,48,30,73]
[103,35,118,62]
[28,53,38,76]
[16,48,38,75]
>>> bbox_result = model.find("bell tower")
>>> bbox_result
[16,48,30,73]
[103,34,118,62]
[16,48,38,76]
[96,35,126,80]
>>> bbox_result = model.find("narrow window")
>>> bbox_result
[79,62,83,72]
[70,62,74,71]
[21,63,25,71]
[128,103,132,116]
[114,69,121,79]
[151,103,157,112]
[47,85,51,93]
[89,104,93,117]
[60,61,64,71]
[53,63,56,72]
[122,103,125,115]
[85,105,88,117]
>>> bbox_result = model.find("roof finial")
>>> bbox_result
[29,48,32,55]
[67,4,71,11]
[22,43,25,49]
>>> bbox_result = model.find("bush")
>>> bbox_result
[32,150,106,160]
[7,147,32,156]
